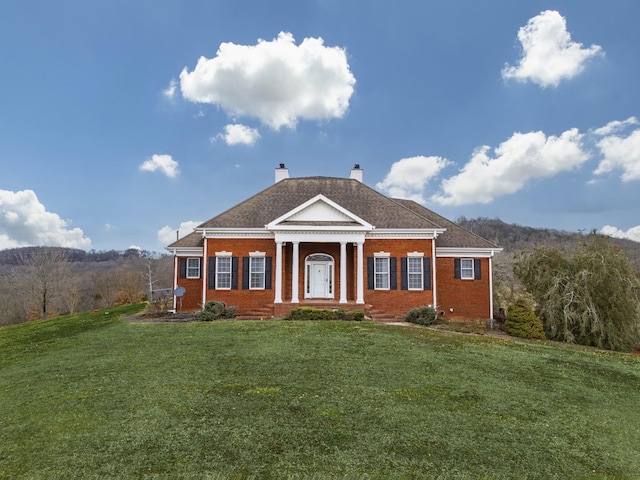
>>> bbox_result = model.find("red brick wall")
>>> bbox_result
[362,239,435,318]
[173,237,492,320]
[435,257,491,321]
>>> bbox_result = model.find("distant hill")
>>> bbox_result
[456,217,640,273]
[0,246,163,266]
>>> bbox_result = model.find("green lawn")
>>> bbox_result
[1,305,639,479]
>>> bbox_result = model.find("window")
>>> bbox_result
[250,256,265,289]
[460,258,474,279]
[375,257,389,289]
[407,257,423,290]
[186,258,201,278]
[216,256,232,289]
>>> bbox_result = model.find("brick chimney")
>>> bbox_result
[275,163,289,183]
[349,164,363,182]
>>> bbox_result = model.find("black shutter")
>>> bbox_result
[208,257,216,289]
[265,257,272,289]
[390,257,397,290]
[367,257,374,290]
[424,257,431,290]
[401,258,408,290]
[232,257,239,290]
[474,259,482,280]
[179,258,187,278]
[242,257,249,289]
[454,258,461,279]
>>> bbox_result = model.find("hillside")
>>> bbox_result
[1,308,638,478]
[456,217,640,273]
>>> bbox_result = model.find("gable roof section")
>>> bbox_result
[392,198,499,249]
[267,194,373,230]
[198,177,442,230]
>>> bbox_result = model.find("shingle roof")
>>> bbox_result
[198,177,442,229]
[167,176,498,250]
[392,198,499,249]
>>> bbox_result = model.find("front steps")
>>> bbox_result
[235,301,405,322]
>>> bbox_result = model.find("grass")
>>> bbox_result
[1,305,639,479]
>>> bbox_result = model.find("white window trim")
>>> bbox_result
[460,258,475,280]
[374,253,390,290]
[249,255,266,290]
[186,258,201,279]
[407,256,424,291]
[216,254,232,290]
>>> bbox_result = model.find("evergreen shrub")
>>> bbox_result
[404,306,437,326]
[284,307,365,321]
[506,299,545,340]
[196,301,237,321]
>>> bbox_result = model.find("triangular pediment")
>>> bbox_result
[267,195,373,230]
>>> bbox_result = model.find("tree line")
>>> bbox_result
[0,247,173,326]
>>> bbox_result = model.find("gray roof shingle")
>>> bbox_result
[167,177,497,250]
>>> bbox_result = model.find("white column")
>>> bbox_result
[339,242,347,303]
[356,242,364,304]
[291,242,299,303]
[274,241,283,303]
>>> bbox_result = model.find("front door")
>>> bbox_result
[311,263,329,298]
[305,254,334,299]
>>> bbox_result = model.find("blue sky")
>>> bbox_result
[1,0,640,252]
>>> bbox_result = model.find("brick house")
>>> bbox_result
[166,165,501,321]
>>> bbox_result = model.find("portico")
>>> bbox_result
[272,234,366,305]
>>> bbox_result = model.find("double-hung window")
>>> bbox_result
[374,256,390,290]
[460,258,474,280]
[250,256,266,289]
[407,256,423,290]
[186,258,201,278]
[216,256,232,289]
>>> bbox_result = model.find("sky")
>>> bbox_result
[1,0,640,253]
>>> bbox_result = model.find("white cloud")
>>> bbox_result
[592,116,638,137]
[432,128,588,206]
[600,225,640,243]
[502,10,603,88]
[157,221,201,246]
[179,31,356,129]
[594,128,640,182]
[218,123,261,146]
[162,79,178,100]
[0,189,91,249]
[376,156,450,203]
[139,154,180,178]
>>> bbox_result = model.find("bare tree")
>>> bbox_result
[10,247,71,320]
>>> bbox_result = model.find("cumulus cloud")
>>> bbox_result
[593,123,640,182]
[376,156,450,203]
[600,225,640,243]
[139,154,180,178]
[0,189,91,249]
[217,123,261,146]
[157,221,202,246]
[179,31,356,129]
[432,128,588,206]
[502,10,603,88]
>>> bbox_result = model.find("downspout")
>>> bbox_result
[172,252,178,311]
[489,250,495,320]
[202,235,208,310]
[431,238,437,309]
